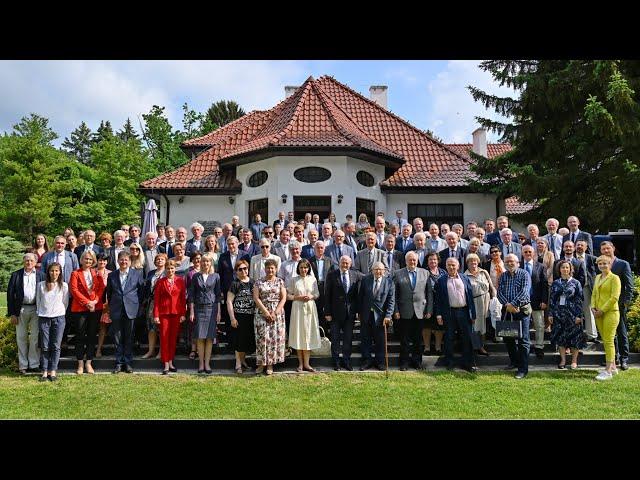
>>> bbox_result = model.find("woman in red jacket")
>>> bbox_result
[69,250,105,375]
[153,259,187,374]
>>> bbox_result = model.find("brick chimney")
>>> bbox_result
[285,86,299,98]
[472,127,488,157]
[369,85,388,109]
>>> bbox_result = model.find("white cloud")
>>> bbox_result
[425,60,517,143]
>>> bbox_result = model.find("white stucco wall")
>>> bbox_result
[385,193,499,226]
[160,195,235,230]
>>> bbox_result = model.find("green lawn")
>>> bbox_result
[1,369,639,419]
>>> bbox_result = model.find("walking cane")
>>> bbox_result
[384,321,389,379]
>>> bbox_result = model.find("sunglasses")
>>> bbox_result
[260,245,270,249]
[130,247,140,251]
[237,267,248,271]
[263,231,273,235]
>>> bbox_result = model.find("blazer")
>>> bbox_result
[344,235,360,253]
[381,249,404,274]
[497,241,523,262]
[395,235,414,253]
[591,273,622,313]
[308,255,337,284]
[542,233,563,259]
[105,268,146,321]
[552,258,586,287]
[185,238,204,254]
[610,257,634,306]
[357,274,395,326]
[188,272,221,306]
[425,237,447,253]
[124,237,142,247]
[300,244,314,259]
[576,253,598,288]
[153,276,187,317]
[325,243,355,265]
[324,269,364,323]
[563,230,594,255]
[393,267,433,319]
[522,260,549,310]
[405,247,430,269]
[486,230,521,246]
[143,248,160,276]
[373,231,387,250]
[272,243,292,263]
[353,247,388,275]
[105,245,129,271]
[7,269,46,317]
[438,247,467,269]
[217,251,251,294]
[41,250,79,285]
[249,254,281,281]
[434,273,476,324]
[73,244,104,259]
[69,268,105,312]
[238,241,260,258]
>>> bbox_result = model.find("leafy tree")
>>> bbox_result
[141,105,188,174]
[12,113,58,146]
[62,121,93,165]
[425,129,444,143]
[206,100,245,127]
[467,60,640,233]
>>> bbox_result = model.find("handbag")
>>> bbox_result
[495,312,522,338]
[311,326,332,357]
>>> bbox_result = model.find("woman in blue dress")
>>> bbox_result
[549,260,585,369]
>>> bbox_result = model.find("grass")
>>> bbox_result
[1,369,640,419]
[0,294,6,317]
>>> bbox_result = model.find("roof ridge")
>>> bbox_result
[310,81,360,147]
[269,76,317,145]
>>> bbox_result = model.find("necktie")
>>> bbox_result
[368,250,374,269]
[410,270,416,290]
[342,271,349,292]
[373,278,380,295]
[419,250,424,265]
[525,262,533,295]
[571,232,576,244]
[450,249,455,258]
[338,245,342,259]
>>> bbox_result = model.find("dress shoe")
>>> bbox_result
[374,364,385,371]
[477,349,490,356]
[169,366,177,373]
[504,364,518,370]
[360,361,373,371]
[197,369,205,374]
[113,366,122,374]
[620,362,629,371]
[162,369,169,375]
[557,364,566,370]
[514,372,527,379]
[49,375,58,382]
[39,375,49,382]
[333,363,341,371]
[400,363,408,371]
[204,369,213,374]
[463,366,478,373]
[124,365,134,373]
[343,363,353,371]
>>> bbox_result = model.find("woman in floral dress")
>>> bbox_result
[252,258,287,375]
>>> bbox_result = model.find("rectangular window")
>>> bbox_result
[356,198,376,225]
[408,203,463,228]
[248,198,268,226]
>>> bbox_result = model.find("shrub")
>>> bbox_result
[0,236,25,291]
[0,318,18,370]
[626,274,640,353]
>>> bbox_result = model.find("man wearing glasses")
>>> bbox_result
[250,239,281,281]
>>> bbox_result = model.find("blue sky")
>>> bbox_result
[0,60,515,146]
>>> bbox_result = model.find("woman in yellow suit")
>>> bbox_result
[590,255,621,381]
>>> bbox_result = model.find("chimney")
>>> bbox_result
[472,127,488,157]
[369,85,388,109]
[285,86,299,98]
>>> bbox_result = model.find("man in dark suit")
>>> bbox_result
[552,240,586,287]
[308,241,337,333]
[438,232,467,269]
[406,232,429,269]
[354,232,388,275]
[575,239,598,341]
[395,224,414,254]
[434,257,477,373]
[106,230,129,270]
[105,251,145,373]
[382,234,404,275]
[343,222,360,252]
[393,251,432,370]
[175,226,197,257]
[485,215,520,246]
[7,253,46,373]
[74,229,104,258]
[563,216,594,255]
[123,225,142,247]
[373,216,387,250]
[185,222,205,253]
[324,256,363,371]
[600,241,634,370]
[325,230,355,265]
[238,228,260,257]
[521,245,549,358]
[357,262,395,370]
[273,211,287,230]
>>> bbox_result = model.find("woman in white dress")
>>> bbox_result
[286,259,321,372]
[464,253,495,355]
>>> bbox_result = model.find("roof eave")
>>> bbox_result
[138,186,242,196]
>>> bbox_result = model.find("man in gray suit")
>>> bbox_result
[426,224,447,253]
[382,234,404,275]
[325,230,355,265]
[272,229,292,262]
[498,228,522,262]
[393,251,432,370]
[353,232,388,274]
[41,235,79,284]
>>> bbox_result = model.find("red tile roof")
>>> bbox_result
[505,196,536,215]
[141,75,508,192]
[446,143,512,159]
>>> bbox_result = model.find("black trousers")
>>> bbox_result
[444,308,475,368]
[398,315,423,366]
[329,315,355,364]
[360,312,386,366]
[73,311,99,360]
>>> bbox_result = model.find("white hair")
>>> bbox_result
[500,228,513,236]
[413,232,427,242]
[145,231,158,239]
[445,232,458,240]
[288,240,300,250]
[190,222,204,231]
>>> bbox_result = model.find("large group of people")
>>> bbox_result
[6,210,634,381]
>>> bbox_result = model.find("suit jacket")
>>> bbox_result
[522,261,549,310]
[373,231,387,250]
[249,254,281,281]
[425,237,447,253]
[543,233,564,259]
[324,269,363,323]
[395,235,415,253]
[393,267,433,319]
[73,244,104,259]
[69,268,105,312]
[611,257,634,306]
[381,249,404,274]
[353,247,388,275]
[7,269,46,317]
[486,230,521,246]
[325,243,355,265]
[273,219,286,230]
[576,253,598,288]
[41,250,79,285]
[553,257,586,287]
[217,251,251,294]
[563,230,594,255]
[438,247,467,269]
[309,255,337,284]
[143,248,160,276]
[153,276,187,317]
[344,234,360,252]
[434,273,476,323]
[300,244,314,259]
[591,272,622,313]
[217,236,231,254]
[105,268,145,321]
[188,272,221,306]
[186,237,204,254]
[238,240,260,258]
[498,241,523,262]
[124,238,142,247]
[405,246,430,269]
[357,274,395,325]
[105,246,128,271]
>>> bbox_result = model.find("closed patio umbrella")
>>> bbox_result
[142,198,158,238]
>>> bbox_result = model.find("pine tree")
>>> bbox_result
[467,60,640,233]
[206,100,245,127]
[93,120,114,144]
[62,121,93,165]
[117,118,141,145]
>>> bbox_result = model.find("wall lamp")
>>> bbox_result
[337,194,344,204]
[178,196,185,204]
[228,196,235,205]
[281,194,288,204]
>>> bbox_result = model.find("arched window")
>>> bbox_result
[247,171,268,187]
[356,170,375,187]
[293,167,331,183]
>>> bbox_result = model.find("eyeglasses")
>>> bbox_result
[237,267,248,271]
[260,245,270,249]
[263,231,273,235]
[130,247,140,251]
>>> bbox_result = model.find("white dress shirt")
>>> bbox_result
[23,269,37,304]
[55,250,66,269]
